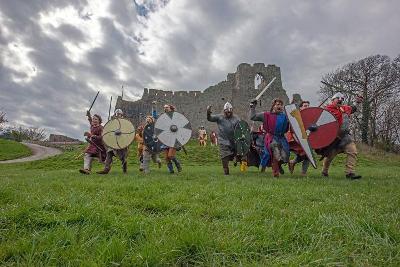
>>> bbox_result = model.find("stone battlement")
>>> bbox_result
[116,63,291,133]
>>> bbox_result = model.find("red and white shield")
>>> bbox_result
[300,107,339,149]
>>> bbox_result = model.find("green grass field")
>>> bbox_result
[0,139,32,161]
[0,141,399,266]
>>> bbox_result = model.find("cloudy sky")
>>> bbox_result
[1,0,399,139]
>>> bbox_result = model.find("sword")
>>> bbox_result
[254,77,277,101]
[88,91,100,112]
[318,96,331,107]
[108,96,113,121]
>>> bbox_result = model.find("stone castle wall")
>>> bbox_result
[48,134,80,143]
[115,63,291,133]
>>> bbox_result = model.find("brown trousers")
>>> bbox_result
[322,142,357,175]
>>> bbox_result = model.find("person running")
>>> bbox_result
[320,93,363,179]
[97,109,129,174]
[162,104,182,173]
[250,98,289,177]
[207,102,241,175]
[142,116,162,174]
[79,111,106,174]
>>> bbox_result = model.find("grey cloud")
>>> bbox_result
[57,24,86,42]
[0,0,88,33]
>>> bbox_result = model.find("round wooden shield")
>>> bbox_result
[234,120,251,156]
[154,111,192,148]
[143,124,162,153]
[300,107,339,149]
[102,118,135,149]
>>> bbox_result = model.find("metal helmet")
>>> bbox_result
[223,102,233,111]
[331,92,345,100]
[114,108,123,115]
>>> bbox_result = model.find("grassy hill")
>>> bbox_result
[0,141,399,266]
[0,139,32,161]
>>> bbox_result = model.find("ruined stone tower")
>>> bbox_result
[115,63,290,133]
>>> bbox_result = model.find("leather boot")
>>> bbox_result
[79,169,90,175]
[223,167,229,175]
[167,162,174,173]
[96,168,110,174]
[172,157,182,172]
[122,162,127,173]
[346,173,362,180]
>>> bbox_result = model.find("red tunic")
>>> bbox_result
[324,103,353,126]
[85,124,105,158]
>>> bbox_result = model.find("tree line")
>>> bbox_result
[0,110,47,142]
[319,54,400,153]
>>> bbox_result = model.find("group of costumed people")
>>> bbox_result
[79,103,182,175]
[197,126,218,146]
[207,93,363,179]
[80,92,363,179]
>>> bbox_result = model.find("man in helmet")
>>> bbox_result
[97,109,130,174]
[207,102,241,175]
[320,92,363,179]
[249,98,289,177]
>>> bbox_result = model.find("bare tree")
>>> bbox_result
[375,95,400,151]
[320,54,400,145]
[0,110,7,129]
[0,125,47,142]
[24,127,47,141]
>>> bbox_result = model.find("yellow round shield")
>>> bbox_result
[102,118,135,149]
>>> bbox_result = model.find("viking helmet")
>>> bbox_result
[331,92,345,100]
[223,102,233,111]
[115,108,123,115]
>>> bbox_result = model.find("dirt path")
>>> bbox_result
[0,142,62,164]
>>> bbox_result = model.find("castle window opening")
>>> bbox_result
[254,73,264,90]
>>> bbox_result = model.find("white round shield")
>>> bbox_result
[154,111,192,148]
[102,118,135,149]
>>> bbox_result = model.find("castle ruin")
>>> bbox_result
[115,63,295,133]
